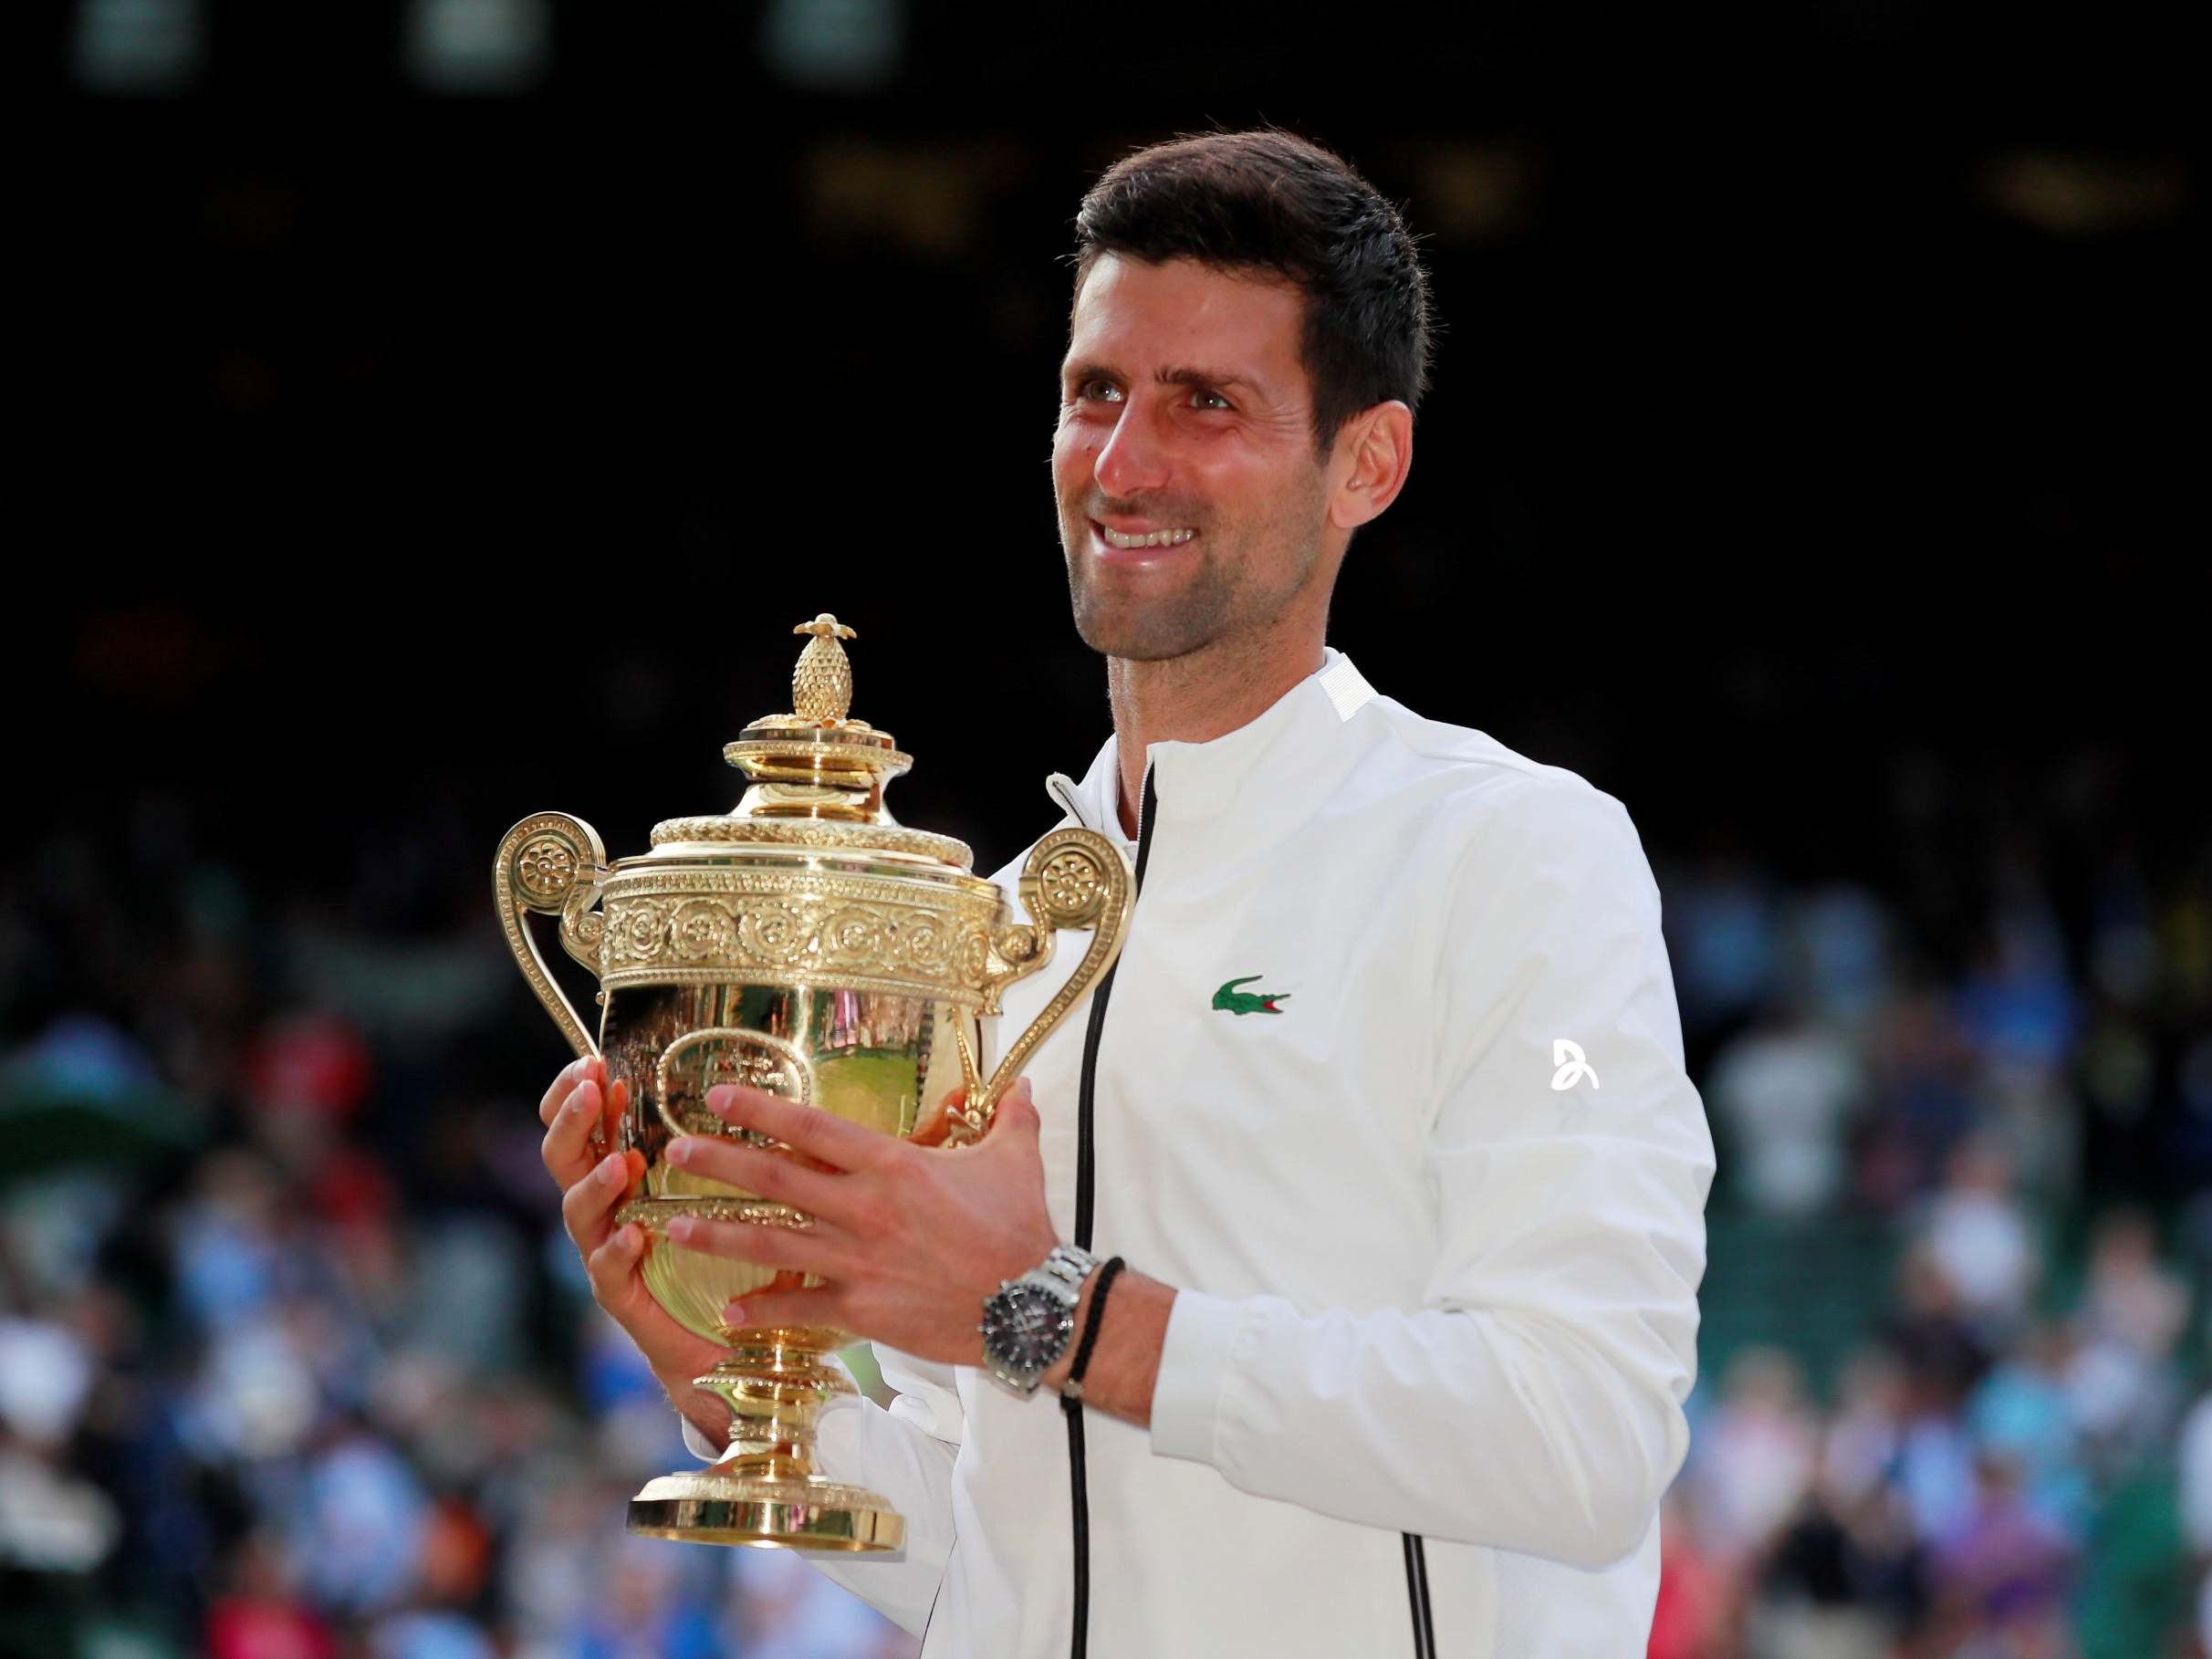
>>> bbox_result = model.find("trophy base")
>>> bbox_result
[627,1468,905,1551]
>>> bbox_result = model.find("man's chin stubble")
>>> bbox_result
[1066,568,1233,663]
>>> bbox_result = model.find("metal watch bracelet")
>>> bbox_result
[979,1244,1099,1394]
[1030,1243,1098,1301]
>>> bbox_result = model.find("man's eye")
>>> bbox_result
[1190,389,1231,411]
[1080,380,1123,403]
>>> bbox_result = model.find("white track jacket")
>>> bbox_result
[685,648,1716,1656]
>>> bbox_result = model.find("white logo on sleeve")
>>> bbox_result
[1550,1038,1600,1091]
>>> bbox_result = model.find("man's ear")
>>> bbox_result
[1326,401,1414,532]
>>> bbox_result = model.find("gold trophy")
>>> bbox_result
[494,615,1132,1549]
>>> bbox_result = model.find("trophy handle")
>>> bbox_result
[949,827,1135,1143]
[494,811,610,1060]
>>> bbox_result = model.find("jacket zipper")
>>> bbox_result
[1403,1533,1435,1658]
[921,771,1104,1659]
[1063,764,1156,1659]
[1050,763,1437,1659]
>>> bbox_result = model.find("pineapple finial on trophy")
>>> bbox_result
[791,613,858,725]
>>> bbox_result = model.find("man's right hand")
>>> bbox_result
[537,1056,733,1448]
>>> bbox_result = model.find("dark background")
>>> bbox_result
[8,5,2206,1656]
[29,3,2201,906]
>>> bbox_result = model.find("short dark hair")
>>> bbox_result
[1071,128,1435,457]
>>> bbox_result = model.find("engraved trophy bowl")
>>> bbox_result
[494,614,1133,1550]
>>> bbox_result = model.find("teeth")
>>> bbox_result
[1100,526,1196,549]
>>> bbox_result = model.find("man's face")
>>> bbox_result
[1052,255,1333,662]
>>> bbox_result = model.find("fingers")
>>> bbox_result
[982,1077,1038,1139]
[667,1213,850,1278]
[561,1148,632,1254]
[541,1076,609,1187]
[706,1084,886,1171]
[600,1075,628,1152]
[665,1134,850,1222]
[585,1219,647,1310]
[721,1285,840,1332]
[538,1056,600,1126]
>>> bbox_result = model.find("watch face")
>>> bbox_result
[983,1285,1072,1374]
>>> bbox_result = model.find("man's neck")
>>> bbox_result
[1105,634,1326,839]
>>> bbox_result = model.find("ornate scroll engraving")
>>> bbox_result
[596,868,1001,1000]
[1038,844,1111,923]
[517,836,579,899]
[950,827,1135,1143]
[494,812,610,1060]
[649,816,971,869]
[614,1195,812,1233]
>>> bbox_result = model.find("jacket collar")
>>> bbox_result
[1044,648,1378,848]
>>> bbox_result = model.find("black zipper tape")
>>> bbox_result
[1065,766,1156,1659]
[1403,1533,1436,1658]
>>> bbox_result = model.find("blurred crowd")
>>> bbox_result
[1648,769,2212,1659]
[0,794,918,1659]
[3,738,2207,1658]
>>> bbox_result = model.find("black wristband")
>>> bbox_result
[1059,1257,1125,1401]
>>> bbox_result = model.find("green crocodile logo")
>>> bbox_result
[1213,975,1289,1016]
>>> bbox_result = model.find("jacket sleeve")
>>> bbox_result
[1147,777,1715,1570]
[681,1345,964,1633]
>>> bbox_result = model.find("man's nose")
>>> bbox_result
[1092,397,1169,497]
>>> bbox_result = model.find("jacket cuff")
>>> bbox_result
[1148,1288,1243,1466]
[680,1413,727,1465]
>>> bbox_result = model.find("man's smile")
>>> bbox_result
[1097,522,1196,549]
[1088,516,1200,562]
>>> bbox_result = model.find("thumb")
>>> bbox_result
[986,1077,1039,1138]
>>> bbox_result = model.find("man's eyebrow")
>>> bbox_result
[1157,365,1262,394]
[1059,360,1265,395]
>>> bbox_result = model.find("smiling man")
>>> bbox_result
[537,128,1715,1657]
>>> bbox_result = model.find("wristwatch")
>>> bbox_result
[978,1244,1098,1395]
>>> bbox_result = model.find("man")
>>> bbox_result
[537,128,1715,1656]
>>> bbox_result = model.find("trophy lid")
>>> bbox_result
[644,614,975,871]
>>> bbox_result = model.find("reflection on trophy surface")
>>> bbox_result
[493,614,1132,1549]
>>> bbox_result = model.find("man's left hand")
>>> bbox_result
[663,1078,1060,1366]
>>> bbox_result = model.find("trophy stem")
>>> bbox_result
[626,1341,905,1551]
[700,1341,850,1483]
